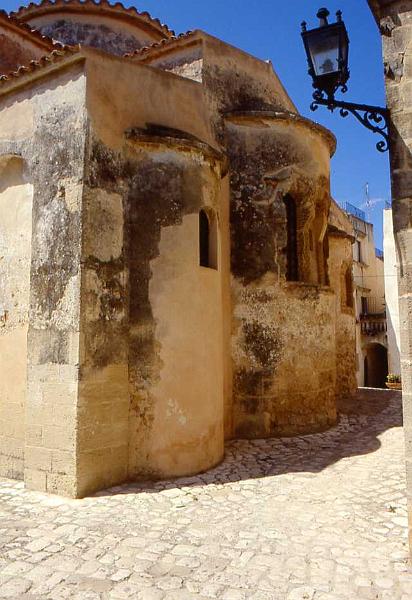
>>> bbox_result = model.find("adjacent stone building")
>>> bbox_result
[341,203,388,388]
[0,0,356,498]
[367,0,412,551]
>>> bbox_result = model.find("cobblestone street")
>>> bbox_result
[0,389,410,600]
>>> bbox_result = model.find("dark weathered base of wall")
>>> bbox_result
[233,406,337,439]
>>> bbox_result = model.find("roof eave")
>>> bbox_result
[12,0,174,40]
[0,10,54,50]
[0,46,83,97]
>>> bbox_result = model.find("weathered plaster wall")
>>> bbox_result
[142,43,204,83]
[231,281,336,438]
[0,39,352,496]
[203,35,296,144]
[86,53,214,150]
[226,116,337,438]
[136,32,297,143]
[76,172,129,497]
[0,156,32,479]
[328,202,357,399]
[76,52,229,492]
[80,140,226,489]
[129,150,225,479]
[24,13,161,55]
[0,65,87,496]
[25,68,86,497]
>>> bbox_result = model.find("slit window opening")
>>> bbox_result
[199,209,218,270]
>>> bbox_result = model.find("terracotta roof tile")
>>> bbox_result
[0,44,80,86]
[124,30,199,60]
[11,0,174,39]
[0,9,55,49]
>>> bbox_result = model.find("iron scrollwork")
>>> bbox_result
[310,90,389,153]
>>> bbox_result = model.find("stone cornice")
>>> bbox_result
[224,110,337,157]
[125,126,228,175]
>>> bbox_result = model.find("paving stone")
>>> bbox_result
[0,577,32,598]
[0,390,410,598]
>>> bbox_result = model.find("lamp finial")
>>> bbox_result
[317,8,330,27]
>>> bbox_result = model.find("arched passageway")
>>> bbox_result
[364,343,388,389]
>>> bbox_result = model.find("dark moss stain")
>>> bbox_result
[234,319,283,421]
[228,130,301,283]
[243,320,282,370]
[88,142,136,189]
[234,418,265,439]
[234,368,263,398]
[82,321,128,369]
[28,103,84,364]
[39,20,146,56]
[203,64,288,144]
[29,328,69,366]
[86,141,199,370]
[80,255,127,370]
[84,257,126,322]
[286,283,322,302]
[204,64,279,114]
[31,205,80,321]
[85,139,205,475]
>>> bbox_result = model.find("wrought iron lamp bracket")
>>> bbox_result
[310,90,389,153]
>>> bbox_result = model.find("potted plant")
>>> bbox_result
[386,374,402,390]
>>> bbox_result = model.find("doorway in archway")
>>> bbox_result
[364,343,388,389]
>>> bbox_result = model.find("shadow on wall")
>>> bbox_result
[94,388,402,497]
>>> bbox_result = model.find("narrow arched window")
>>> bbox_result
[199,210,210,267]
[283,195,299,281]
[199,209,218,269]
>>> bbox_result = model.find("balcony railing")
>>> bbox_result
[361,319,387,336]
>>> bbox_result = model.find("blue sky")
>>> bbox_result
[5,0,389,248]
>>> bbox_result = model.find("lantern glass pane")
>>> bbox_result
[341,33,349,66]
[308,30,340,76]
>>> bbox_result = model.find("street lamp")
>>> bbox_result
[301,8,389,152]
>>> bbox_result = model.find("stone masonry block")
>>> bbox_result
[51,450,76,476]
[25,446,52,472]
[0,436,24,459]
[41,425,76,452]
[25,425,42,446]
[46,473,77,497]
[24,468,47,492]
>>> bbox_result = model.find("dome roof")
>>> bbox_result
[12,0,174,42]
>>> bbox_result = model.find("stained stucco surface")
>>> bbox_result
[0,28,355,497]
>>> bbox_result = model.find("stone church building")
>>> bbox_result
[0,0,356,497]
